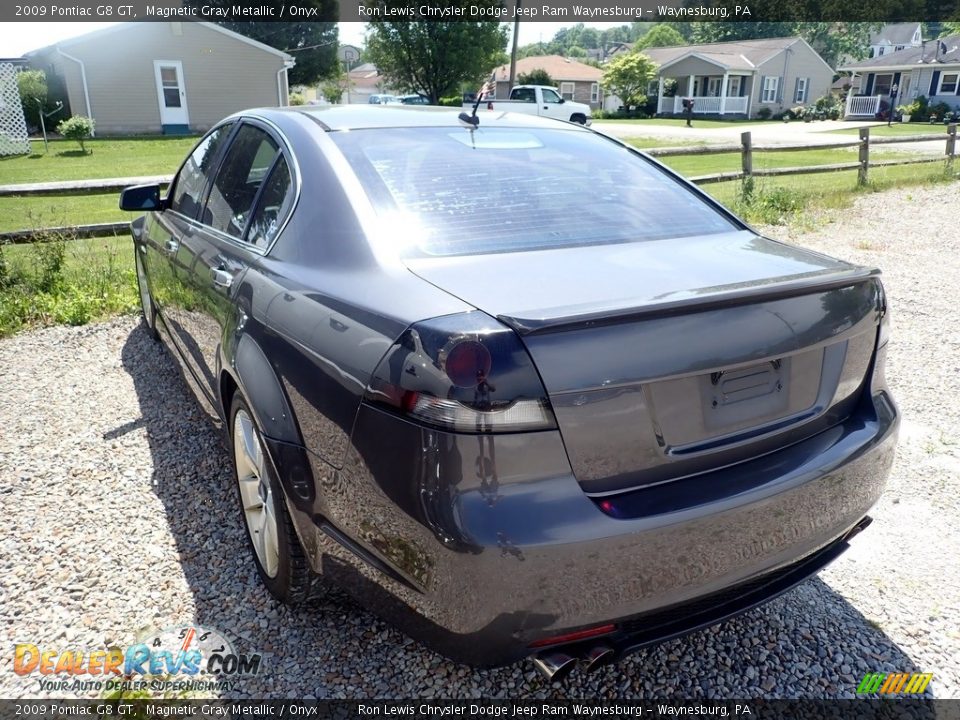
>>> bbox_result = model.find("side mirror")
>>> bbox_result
[120,184,161,211]
[559,98,566,104]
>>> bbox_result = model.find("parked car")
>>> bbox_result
[368,94,400,105]
[399,94,430,105]
[463,84,593,125]
[120,106,898,679]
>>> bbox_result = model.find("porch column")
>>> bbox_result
[719,72,729,114]
[688,74,695,99]
[657,75,664,115]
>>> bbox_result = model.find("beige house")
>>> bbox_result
[643,37,834,119]
[491,56,604,109]
[26,22,294,136]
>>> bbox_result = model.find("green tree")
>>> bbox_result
[366,13,508,104]
[635,24,686,50]
[940,22,960,37]
[17,69,48,129]
[603,52,658,111]
[517,68,554,86]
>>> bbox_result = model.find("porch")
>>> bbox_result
[655,73,753,116]
[845,94,883,118]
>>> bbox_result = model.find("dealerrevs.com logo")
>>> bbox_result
[13,625,261,694]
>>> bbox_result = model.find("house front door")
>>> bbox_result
[153,60,190,130]
[707,77,722,96]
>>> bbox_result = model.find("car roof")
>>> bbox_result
[255,105,591,132]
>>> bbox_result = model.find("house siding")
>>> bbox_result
[38,22,287,135]
[912,66,960,109]
[755,42,833,116]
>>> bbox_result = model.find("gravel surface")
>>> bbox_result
[1,183,958,700]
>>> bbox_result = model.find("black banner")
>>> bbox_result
[3,0,960,23]
[1,700,959,720]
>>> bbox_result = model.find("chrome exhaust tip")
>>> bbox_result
[582,645,615,672]
[532,651,577,682]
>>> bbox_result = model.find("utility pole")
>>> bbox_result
[509,0,521,90]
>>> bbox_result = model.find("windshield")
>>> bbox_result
[330,126,738,257]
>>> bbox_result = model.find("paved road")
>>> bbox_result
[594,120,949,154]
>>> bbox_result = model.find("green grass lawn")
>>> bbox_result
[0,136,197,185]
[0,193,126,233]
[624,137,706,149]
[594,118,772,128]
[828,123,956,137]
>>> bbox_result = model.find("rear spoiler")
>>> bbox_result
[499,266,882,336]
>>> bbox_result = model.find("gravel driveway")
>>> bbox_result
[1,184,958,699]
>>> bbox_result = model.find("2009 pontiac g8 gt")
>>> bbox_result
[120,106,898,679]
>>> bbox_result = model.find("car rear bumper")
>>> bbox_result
[293,387,898,666]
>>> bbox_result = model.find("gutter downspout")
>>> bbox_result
[57,47,93,136]
[277,59,295,106]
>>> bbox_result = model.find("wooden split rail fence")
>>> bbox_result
[0,125,957,242]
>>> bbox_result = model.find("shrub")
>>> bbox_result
[517,69,553,87]
[756,107,772,120]
[56,115,95,153]
[288,92,306,106]
[16,69,48,130]
[440,95,463,107]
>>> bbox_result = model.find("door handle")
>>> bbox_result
[211,268,234,289]
[164,239,179,254]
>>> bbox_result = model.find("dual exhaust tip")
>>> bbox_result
[532,645,615,682]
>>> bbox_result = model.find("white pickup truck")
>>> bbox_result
[463,85,593,125]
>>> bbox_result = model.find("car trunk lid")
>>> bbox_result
[405,231,882,494]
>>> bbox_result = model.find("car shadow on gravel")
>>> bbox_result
[117,323,928,699]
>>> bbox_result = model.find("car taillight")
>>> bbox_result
[365,312,557,433]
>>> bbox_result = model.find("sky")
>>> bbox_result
[1,21,631,57]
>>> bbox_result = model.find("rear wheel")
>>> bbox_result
[134,250,159,341]
[570,114,587,125]
[230,394,321,604]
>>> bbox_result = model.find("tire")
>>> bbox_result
[570,114,587,125]
[229,393,322,604]
[134,250,159,341]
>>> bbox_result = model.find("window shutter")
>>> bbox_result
[794,77,800,102]
[865,74,875,95]
[930,70,940,96]
[893,72,901,96]
[804,77,810,102]
[778,76,784,102]
[760,76,767,100]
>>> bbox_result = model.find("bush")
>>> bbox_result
[16,69,48,130]
[517,69,553,87]
[756,107,772,120]
[56,115,95,153]
[288,92,306,106]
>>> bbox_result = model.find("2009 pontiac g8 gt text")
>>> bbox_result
[120,106,898,679]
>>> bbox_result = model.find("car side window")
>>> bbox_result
[512,88,536,103]
[246,155,294,250]
[169,124,232,219]
[202,125,279,239]
[541,88,562,104]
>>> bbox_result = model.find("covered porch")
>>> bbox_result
[654,55,754,116]
[843,71,908,119]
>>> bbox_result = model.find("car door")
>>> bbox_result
[145,123,235,389]
[142,122,234,346]
[166,120,294,408]
[539,87,566,120]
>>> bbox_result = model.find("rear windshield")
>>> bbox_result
[330,126,738,257]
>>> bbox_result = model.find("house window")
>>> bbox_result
[794,77,808,103]
[895,45,905,51]
[590,83,599,103]
[728,76,742,96]
[647,79,659,96]
[873,73,893,96]
[878,46,886,56]
[761,76,779,103]
[560,82,575,100]
[938,73,959,95]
